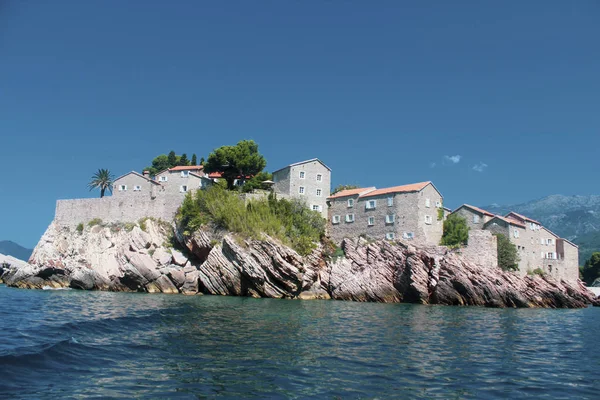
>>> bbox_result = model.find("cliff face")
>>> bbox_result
[2,221,598,309]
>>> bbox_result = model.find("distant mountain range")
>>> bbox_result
[0,241,33,262]
[482,195,600,265]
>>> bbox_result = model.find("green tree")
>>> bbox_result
[179,153,190,166]
[581,252,600,285]
[440,213,469,247]
[331,184,359,195]
[204,140,267,190]
[495,233,520,271]
[191,154,197,166]
[200,157,205,166]
[144,154,170,176]
[88,168,114,198]
[242,171,273,193]
[167,150,177,167]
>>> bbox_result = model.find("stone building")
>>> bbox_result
[154,165,205,196]
[112,171,161,198]
[452,204,495,230]
[327,181,444,246]
[477,211,579,282]
[272,158,331,218]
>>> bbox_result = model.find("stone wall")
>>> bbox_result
[54,194,185,227]
[459,230,498,269]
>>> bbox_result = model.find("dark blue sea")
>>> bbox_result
[1,284,599,399]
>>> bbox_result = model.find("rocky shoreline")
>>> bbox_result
[1,219,598,308]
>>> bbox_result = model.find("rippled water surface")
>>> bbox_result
[1,284,600,399]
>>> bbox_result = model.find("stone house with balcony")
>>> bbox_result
[272,158,331,218]
[327,181,444,246]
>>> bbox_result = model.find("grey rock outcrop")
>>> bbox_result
[5,222,599,308]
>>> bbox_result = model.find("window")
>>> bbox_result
[345,214,355,223]
[366,200,377,210]
[385,214,395,224]
[181,171,189,177]
[316,189,322,197]
[546,238,554,245]
[332,215,341,224]
[513,229,520,238]
[299,171,305,179]
[546,252,555,260]
[119,185,127,191]
[368,216,375,226]
[159,176,168,182]
[540,238,545,245]
[133,185,141,191]
[403,232,414,239]
[385,232,395,240]
[180,185,188,193]
[348,198,354,208]
[473,215,480,223]
[299,186,305,194]
[387,197,393,207]
[316,174,322,182]
[425,215,432,224]
[312,205,322,212]
[435,200,442,208]
[425,198,431,208]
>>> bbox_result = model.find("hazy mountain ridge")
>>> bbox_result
[482,195,600,264]
[0,241,33,262]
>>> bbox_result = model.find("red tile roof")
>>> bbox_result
[505,211,541,225]
[169,165,204,171]
[328,187,376,199]
[457,204,495,217]
[360,181,431,198]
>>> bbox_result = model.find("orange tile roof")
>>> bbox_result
[458,204,495,217]
[169,165,204,171]
[505,211,541,225]
[208,171,223,178]
[327,187,376,199]
[360,181,431,198]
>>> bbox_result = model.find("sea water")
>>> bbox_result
[1,284,599,399]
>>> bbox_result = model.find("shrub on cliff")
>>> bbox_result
[441,214,469,247]
[581,252,600,285]
[177,187,325,255]
[495,234,520,271]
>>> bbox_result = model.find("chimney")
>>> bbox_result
[143,170,150,178]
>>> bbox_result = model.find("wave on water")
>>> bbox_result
[41,286,72,290]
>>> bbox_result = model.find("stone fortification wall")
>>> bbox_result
[54,195,185,227]
[458,230,498,269]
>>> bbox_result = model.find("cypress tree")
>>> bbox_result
[167,151,177,167]
[191,154,197,166]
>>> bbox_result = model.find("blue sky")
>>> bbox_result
[1,1,599,248]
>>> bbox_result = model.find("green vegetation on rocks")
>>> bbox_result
[440,214,469,247]
[580,252,600,285]
[177,186,325,255]
[495,233,520,271]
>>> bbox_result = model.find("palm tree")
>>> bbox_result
[88,169,114,198]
